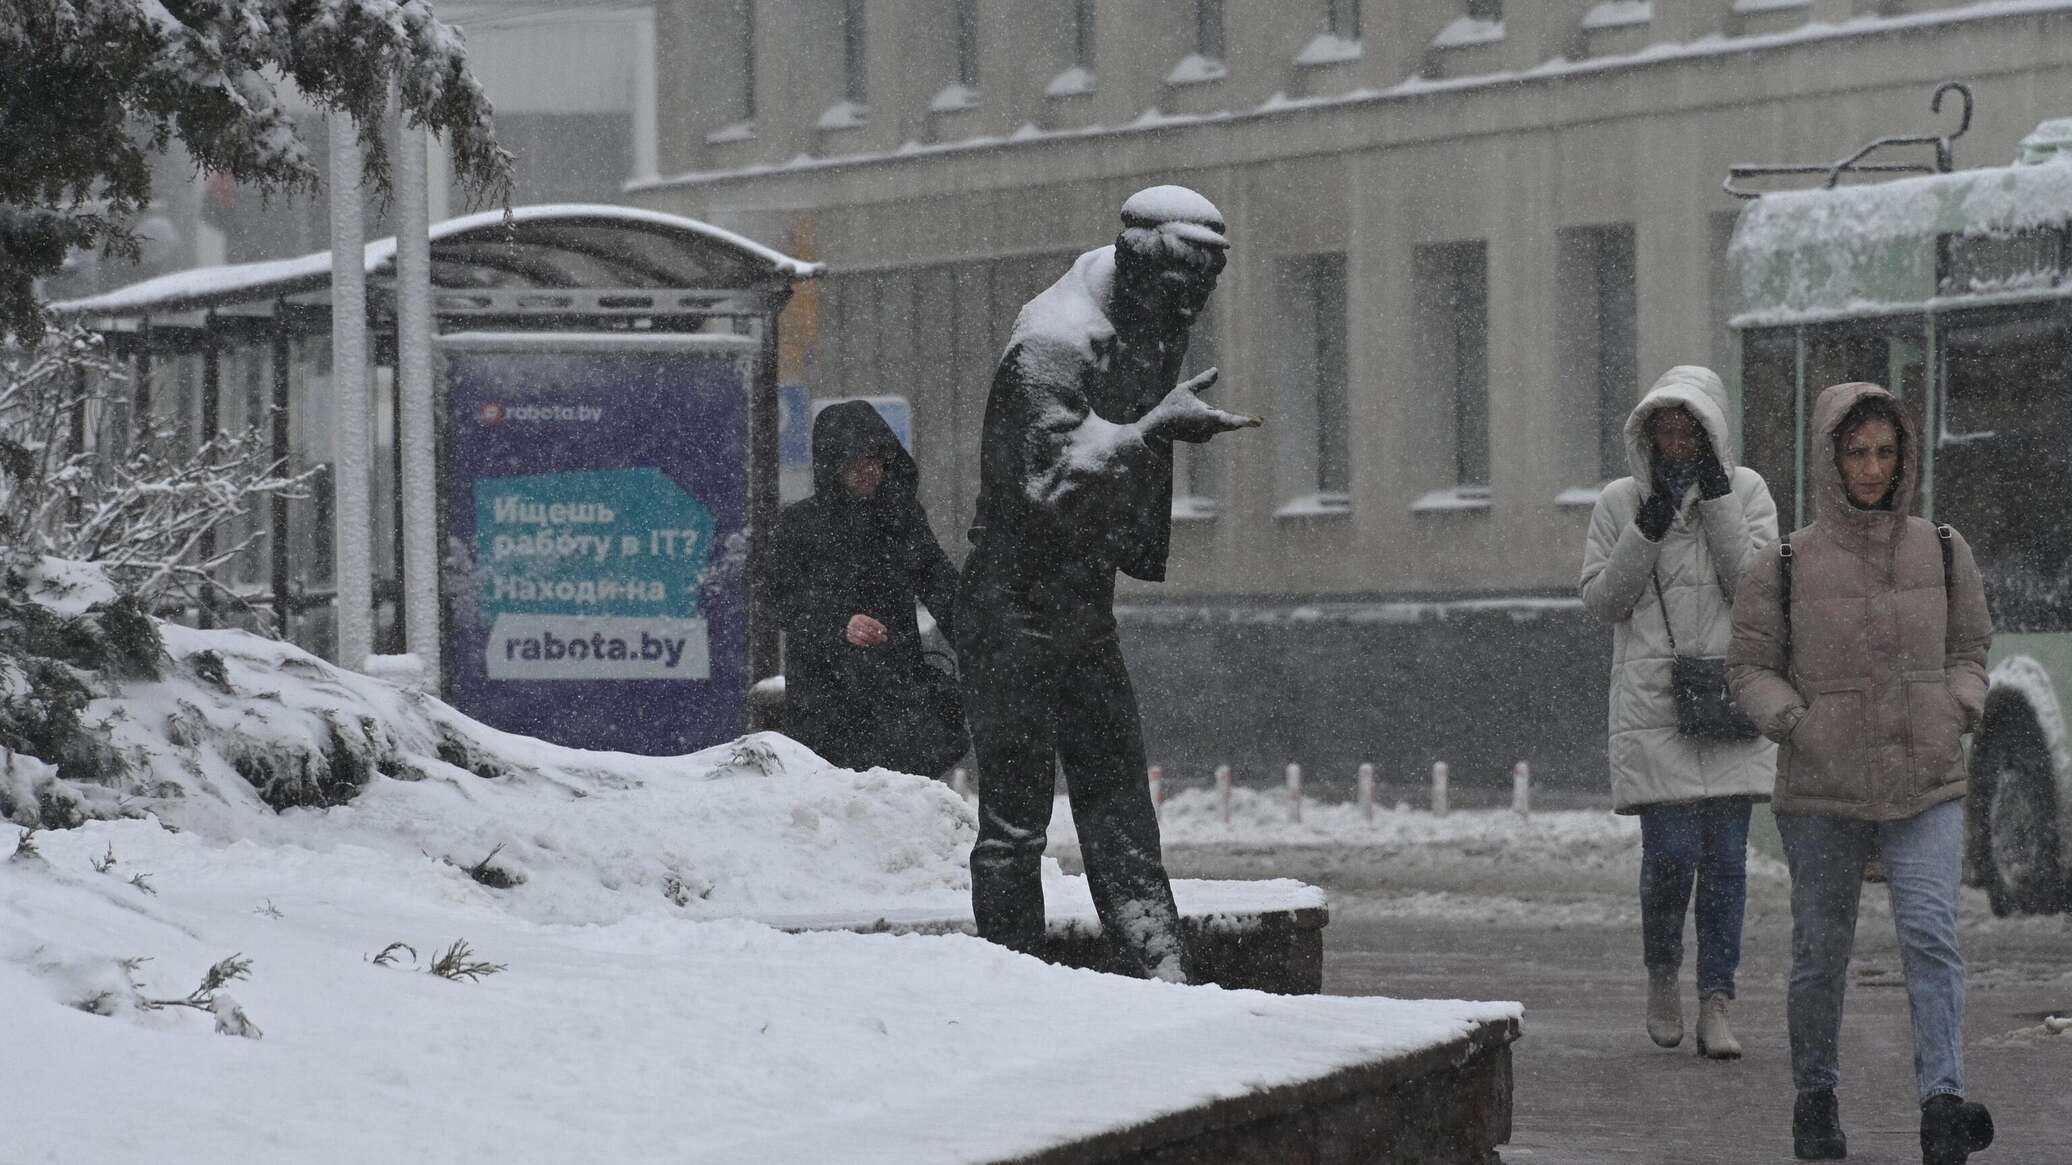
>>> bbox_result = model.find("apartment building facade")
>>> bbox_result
[637,1,2072,784]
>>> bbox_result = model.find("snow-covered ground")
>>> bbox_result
[0,560,1508,1164]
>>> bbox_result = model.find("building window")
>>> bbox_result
[1273,254,1352,509]
[1415,241,1490,488]
[1467,0,1503,20]
[1196,0,1226,60]
[1326,0,1361,38]
[1073,0,1095,67]
[843,0,868,104]
[739,0,758,120]
[1173,301,1221,517]
[955,0,980,87]
[1555,224,1637,483]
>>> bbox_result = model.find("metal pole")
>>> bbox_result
[198,320,221,628]
[329,111,373,671]
[270,309,292,639]
[396,112,439,688]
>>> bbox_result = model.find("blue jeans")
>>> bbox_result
[1776,800,1966,1102]
[1639,798,1752,998]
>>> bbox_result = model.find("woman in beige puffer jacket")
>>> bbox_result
[1581,365,1778,1060]
[1727,382,1994,1164]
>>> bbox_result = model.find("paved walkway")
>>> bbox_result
[1164,844,2072,1165]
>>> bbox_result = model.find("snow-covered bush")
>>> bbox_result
[1,327,314,612]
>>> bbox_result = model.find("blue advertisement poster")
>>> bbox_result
[438,333,758,755]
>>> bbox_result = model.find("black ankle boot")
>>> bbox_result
[1920,1095,1994,1165]
[1794,1089,1848,1160]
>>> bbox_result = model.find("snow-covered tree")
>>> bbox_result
[0,0,514,338]
[0,325,312,609]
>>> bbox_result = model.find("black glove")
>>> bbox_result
[1696,454,1731,500]
[1635,489,1675,542]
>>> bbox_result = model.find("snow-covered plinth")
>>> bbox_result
[763,876,1329,994]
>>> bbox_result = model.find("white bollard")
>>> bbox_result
[1512,760,1532,816]
[1357,762,1376,824]
[1431,760,1450,816]
[1285,762,1303,824]
[952,768,970,800]
[1147,764,1164,821]
[1215,764,1233,826]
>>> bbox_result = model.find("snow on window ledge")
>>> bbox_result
[1432,17,1503,50]
[705,121,756,145]
[1172,495,1220,522]
[816,101,869,131]
[929,83,979,114]
[1583,1,1652,31]
[1411,485,1494,514]
[1275,492,1352,520]
[1165,53,1230,86]
[1732,0,1808,12]
[1556,484,1607,508]
[1045,65,1095,98]
[1295,33,1363,67]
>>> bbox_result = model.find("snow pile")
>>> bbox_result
[2,558,985,924]
[0,817,1514,1165]
[0,560,1520,1163]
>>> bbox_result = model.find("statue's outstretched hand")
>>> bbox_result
[1143,368,1262,444]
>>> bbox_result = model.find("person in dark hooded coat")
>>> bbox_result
[765,400,961,775]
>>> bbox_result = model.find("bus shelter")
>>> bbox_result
[56,205,822,755]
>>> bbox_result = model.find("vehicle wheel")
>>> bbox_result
[1972,685,2066,916]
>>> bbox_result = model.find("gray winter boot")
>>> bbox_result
[1696,992,1742,1059]
[1647,969,1683,1048]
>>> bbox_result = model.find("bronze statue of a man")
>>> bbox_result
[956,186,1259,982]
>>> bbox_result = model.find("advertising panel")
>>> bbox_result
[439,332,758,755]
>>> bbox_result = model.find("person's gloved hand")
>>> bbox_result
[1693,431,1732,499]
[1696,455,1731,500]
[1635,489,1676,542]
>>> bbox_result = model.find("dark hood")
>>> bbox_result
[811,400,917,502]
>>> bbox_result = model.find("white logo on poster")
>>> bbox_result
[485,615,710,681]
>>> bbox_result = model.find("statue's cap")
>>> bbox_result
[1120,185,1229,249]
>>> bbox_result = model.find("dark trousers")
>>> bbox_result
[1638,797,1752,998]
[958,622,1187,982]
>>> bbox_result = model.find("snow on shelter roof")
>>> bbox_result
[1728,154,2072,325]
[52,204,824,319]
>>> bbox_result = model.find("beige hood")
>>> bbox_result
[1808,381,1921,521]
[1623,365,1737,495]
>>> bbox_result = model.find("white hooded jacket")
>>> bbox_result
[1580,366,1779,812]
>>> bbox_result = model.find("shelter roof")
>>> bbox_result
[53,205,823,319]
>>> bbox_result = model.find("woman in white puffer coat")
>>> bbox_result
[1580,364,1779,1060]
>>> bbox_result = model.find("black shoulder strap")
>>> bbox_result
[1778,535,1794,659]
[1937,524,1954,591]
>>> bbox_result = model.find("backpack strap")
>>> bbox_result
[1778,535,1794,661]
[1937,524,1954,590]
